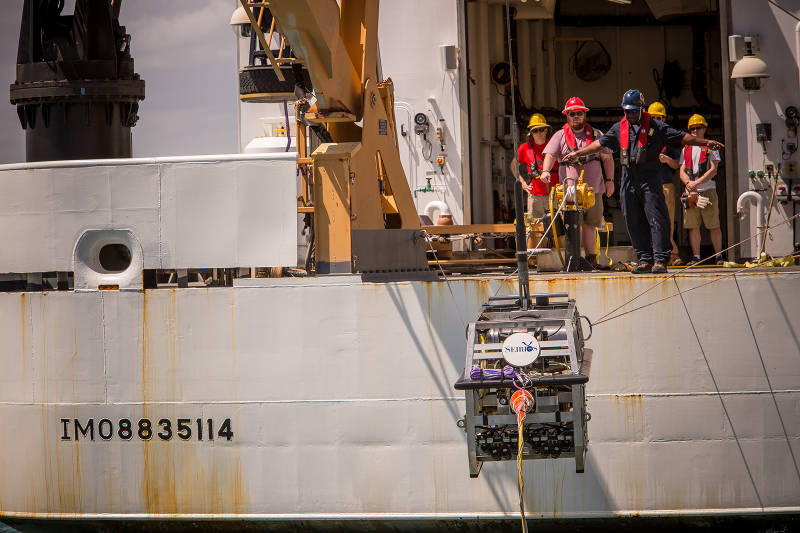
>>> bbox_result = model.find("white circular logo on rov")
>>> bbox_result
[502,332,540,367]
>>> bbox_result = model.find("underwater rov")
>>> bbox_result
[454,292,591,477]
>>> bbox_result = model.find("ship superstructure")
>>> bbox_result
[1,0,799,531]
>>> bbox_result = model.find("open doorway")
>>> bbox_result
[465,0,725,260]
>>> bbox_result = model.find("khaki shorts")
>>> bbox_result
[527,194,549,218]
[683,189,720,229]
[583,193,604,228]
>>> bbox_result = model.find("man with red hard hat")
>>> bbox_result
[562,89,723,274]
[540,97,615,269]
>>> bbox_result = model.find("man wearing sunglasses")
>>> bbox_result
[679,114,723,265]
[562,89,724,274]
[541,97,615,269]
[510,113,559,218]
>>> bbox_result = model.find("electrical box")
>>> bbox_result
[785,161,798,178]
[496,115,512,142]
[729,34,759,61]
[440,45,458,71]
[756,123,772,143]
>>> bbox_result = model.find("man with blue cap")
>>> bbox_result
[562,89,724,273]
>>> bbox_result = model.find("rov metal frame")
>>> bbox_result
[454,293,590,477]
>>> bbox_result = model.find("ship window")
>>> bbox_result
[98,244,132,273]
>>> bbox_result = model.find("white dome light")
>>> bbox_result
[229,6,250,26]
[731,55,770,80]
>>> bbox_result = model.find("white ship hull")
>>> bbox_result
[1,271,798,525]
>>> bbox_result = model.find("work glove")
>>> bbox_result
[696,195,712,209]
[564,184,576,203]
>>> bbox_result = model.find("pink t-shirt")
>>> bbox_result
[543,127,612,193]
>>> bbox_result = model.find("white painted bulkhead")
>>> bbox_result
[729,0,800,258]
[379,0,467,225]
[0,272,798,519]
[0,154,298,274]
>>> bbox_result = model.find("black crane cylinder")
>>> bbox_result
[9,0,145,162]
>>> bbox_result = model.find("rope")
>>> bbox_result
[489,185,570,301]
[504,3,529,530]
[593,251,800,326]
[424,234,467,329]
[517,414,527,533]
[595,222,613,268]
[733,275,800,486]
[549,188,566,268]
[673,277,764,509]
[470,365,517,380]
[593,212,800,326]
[510,391,532,533]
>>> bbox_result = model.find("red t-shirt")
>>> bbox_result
[517,140,559,196]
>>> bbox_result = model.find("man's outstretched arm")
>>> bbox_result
[682,134,724,151]
[562,140,604,164]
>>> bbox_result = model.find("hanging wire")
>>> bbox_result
[592,251,800,327]
[504,2,529,531]
[424,234,467,329]
[733,275,800,486]
[592,212,800,326]
[490,191,570,300]
[673,277,764,509]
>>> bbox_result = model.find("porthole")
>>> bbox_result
[98,243,132,273]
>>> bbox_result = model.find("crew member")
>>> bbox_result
[540,97,614,268]
[680,114,723,265]
[510,113,559,218]
[648,101,683,266]
[562,90,724,274]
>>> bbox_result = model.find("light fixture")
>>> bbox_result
[230,6,249,26]
[230,6,252,38]
[729,35,770,91]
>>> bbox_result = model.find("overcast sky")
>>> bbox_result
[0,1,239,164]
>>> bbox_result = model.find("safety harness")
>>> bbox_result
[683,145,709,179]
[523,139,543,183]
[619,112,652,167]
[562,123,600,166]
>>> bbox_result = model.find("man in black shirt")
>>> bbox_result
[562,90,723,274]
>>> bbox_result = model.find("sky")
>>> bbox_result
[0,1,239,164]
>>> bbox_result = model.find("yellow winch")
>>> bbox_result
[552,172,595,211]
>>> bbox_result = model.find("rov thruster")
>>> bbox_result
[454,293,591,477]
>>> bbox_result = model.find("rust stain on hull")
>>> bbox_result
[138,289,245,515]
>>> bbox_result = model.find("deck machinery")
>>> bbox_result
[455,293,591,477]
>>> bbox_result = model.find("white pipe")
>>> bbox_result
[424,200,453,221]
[796,22,800,90]
[518,21,532,108]
[533,21,545,108]
[545,20,557,107]
[478,0,492,223]
[736,190,765,231]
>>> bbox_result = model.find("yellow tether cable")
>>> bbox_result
[549,188,565,268]
[517,415,527,533]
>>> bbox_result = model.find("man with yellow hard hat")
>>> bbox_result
[648,102,682,265]
[510,113,559,218]
[679,114,723,265]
